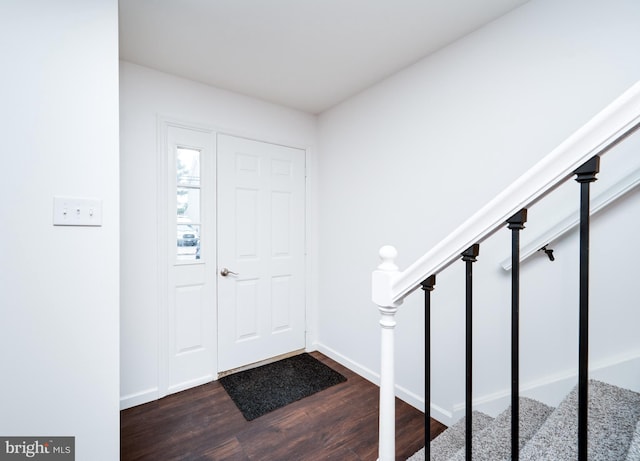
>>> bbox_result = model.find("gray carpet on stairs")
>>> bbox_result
[407,411,494,461]
[520,380,640,460]
[626,419,640,461]
[407,380,640,461]
[448,397,552,461]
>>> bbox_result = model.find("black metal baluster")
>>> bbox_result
[574,156,600,461]
[421,274,436,460]
[507,209,527,461]
[461,244,479,461]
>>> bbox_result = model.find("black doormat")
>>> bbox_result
[219,353,347,421]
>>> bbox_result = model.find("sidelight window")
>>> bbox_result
[176,147,201,261]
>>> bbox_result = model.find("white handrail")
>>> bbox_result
[373,81,640,308]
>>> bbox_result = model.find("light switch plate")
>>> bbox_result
[53,196,103,226]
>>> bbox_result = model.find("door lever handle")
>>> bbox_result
[220,267,239,277]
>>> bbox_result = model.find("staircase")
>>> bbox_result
[408,380,640,460]
[372,81,640,461]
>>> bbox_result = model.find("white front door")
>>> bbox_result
[164,125,216,395]
[217,134,306,372]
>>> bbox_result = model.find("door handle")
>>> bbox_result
[220,267,239,277]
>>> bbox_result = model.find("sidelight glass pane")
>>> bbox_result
[177,148,200,187]
[176,147,201,262]
[177,224,200,261]
[177,187,201,223]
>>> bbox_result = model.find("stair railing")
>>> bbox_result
[372,81,640,461]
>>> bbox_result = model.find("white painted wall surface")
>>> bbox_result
[119,62,318,408]
[316,0,640,423]
[0,1,120,459]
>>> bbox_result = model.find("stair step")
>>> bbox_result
[447,397,553,461]
[424,411,494,461]
[625,419,640,460]
[408,380,640,461]
[520,380,640,460]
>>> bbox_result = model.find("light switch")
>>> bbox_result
[53,196,103,226]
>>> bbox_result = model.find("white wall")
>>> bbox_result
[0,1,120,459]
[119,62,318,408]
[316,0,640,423]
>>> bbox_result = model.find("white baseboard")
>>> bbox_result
[166,374,215,397]
[120,374,215,410]
[314,342,427,413]
[430,402,454,426]
[120,387,159,410]
[314,343,380,385]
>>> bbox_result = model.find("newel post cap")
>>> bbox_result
[377,245,399,271]
[372,245,402,308]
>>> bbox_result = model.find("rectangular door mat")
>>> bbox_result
[219,353,347,421]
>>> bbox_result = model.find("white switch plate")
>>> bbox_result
[53,196,103,226]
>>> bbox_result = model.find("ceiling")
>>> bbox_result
[119,0,529,114]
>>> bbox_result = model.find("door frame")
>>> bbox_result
[156,116,314,397]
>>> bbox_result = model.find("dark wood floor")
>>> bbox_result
[121,351,446,460]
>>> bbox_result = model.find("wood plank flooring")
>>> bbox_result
[121,352,446,460]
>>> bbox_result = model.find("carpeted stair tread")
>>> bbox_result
[421,411,494,461]
[519,380,640,460]
[447,396,553,461]
[406,446,425,461]
[626,419,640,461]
[407,380,640,461]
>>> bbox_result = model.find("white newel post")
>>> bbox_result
[372,246,402,461]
